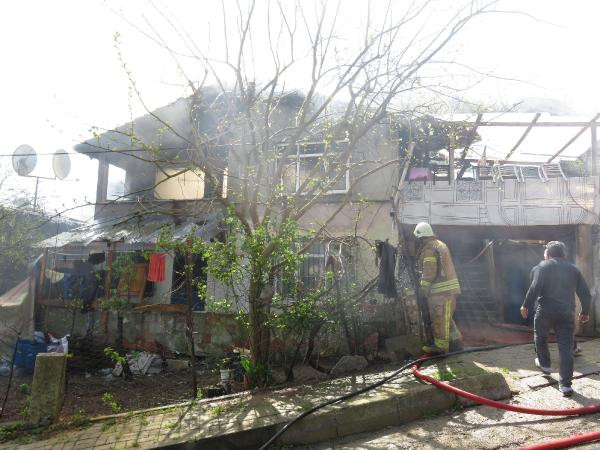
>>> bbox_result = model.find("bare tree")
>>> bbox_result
[84,0,501,386]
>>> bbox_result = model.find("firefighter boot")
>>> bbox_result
[422,344,444,355]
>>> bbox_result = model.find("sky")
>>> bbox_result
[1,0,599,221]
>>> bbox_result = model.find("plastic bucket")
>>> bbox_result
[15,340,47,374]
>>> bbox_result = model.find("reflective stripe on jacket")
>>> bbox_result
[416,238,461,295]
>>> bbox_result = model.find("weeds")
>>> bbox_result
[71,409,91,428]
[209,405,225,417]
[101,392,122,414]
[101,419,116,432]
[0,423,26,443]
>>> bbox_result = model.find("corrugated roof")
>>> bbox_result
[36,215,222,249]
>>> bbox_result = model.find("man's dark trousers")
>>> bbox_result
[534,305,575,387]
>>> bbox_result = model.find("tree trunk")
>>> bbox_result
[247,263,273,387]
[185,251,198,398]
[285,331,305,382]
[304,321,324,366]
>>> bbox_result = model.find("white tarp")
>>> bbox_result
[0,277,34,359]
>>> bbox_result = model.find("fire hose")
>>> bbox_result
[260,344,600,450]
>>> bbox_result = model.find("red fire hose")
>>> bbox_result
[412,358,600,449]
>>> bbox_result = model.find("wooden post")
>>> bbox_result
[484,239,500,319]
[592,123,597,176]
[184,245,198,397]
[34,249,49,330]
[448,148,455,185]
[576,225,594,335]
[102,242,115,335]
[36,249,48,302]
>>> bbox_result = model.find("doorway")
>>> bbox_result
[495,241,545,325]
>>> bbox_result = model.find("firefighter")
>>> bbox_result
[414,222,464,354]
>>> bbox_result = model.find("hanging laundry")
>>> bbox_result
[375,240,397,298]
[147,253,166,282]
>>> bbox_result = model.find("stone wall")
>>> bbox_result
[39,305,245,356]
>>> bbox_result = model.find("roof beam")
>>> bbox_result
[457,113,482,180]
[504,113,541,160]
[547,113,600,163]
[476,120,599,127]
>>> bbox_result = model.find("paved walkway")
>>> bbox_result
[314,338,600,449]
[2,338,600,449]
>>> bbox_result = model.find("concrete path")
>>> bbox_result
[311,338,600,449]
[3,338,600,449]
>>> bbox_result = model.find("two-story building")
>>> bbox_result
[34,103,600,355]
[34,90,401,355]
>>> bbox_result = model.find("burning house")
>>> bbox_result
[29,101,600,359]
[32,90,401,356]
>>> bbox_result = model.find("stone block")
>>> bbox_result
[385,335,423,360]
[280,408,338,444]
[29,353,67,425]
[330,355,368,377]
[451,372,511,407]
[334,393,400,437]
[396,384,454,423]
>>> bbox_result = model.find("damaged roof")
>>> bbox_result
[448,112,597,163]
[36,214,223,249]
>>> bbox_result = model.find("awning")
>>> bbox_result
[35,214,223,249]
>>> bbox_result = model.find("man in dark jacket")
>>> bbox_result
[520,241,591,397]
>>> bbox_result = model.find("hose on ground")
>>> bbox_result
[412,359,600,415]
[261,343,600,450]
[259,343,521,450]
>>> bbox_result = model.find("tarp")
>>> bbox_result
[0,277,35,359]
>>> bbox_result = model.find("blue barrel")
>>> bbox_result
[15,340,47,374]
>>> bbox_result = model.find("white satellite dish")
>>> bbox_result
[52,149,71,180]
[12,144,37,176]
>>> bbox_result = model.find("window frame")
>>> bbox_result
[283,140,350,195]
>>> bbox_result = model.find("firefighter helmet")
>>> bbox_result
[414,222,434,238]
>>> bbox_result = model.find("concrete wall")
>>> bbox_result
[39,305,245,356]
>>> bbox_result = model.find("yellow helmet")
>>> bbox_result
[413,222,434,238]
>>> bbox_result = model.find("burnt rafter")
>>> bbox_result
[547,113,600,163]
[457,113,483,179]
[393,115,482,160]
[504,112,541,161]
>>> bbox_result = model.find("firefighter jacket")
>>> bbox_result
[416,238,461,296]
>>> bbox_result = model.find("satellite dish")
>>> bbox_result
[12,144,37,176]
[52,149,71,180]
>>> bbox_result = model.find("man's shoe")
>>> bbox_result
[573,346,582,356]
[559,385,574,397]
[535,358,551,374]
[422,345,444,355]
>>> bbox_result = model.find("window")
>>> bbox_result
[298,239,356,294]
[282,141,350,194]
[107,164,127,201]
[155,168,205,200]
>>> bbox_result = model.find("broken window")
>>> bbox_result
[154,168,205,200]
[282,141,350,194]
[107,164,127,201]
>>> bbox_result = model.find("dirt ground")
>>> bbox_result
[0,357,392,425]
[0,368,244,423]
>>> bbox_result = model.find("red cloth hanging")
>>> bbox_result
[147,253,166,282]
